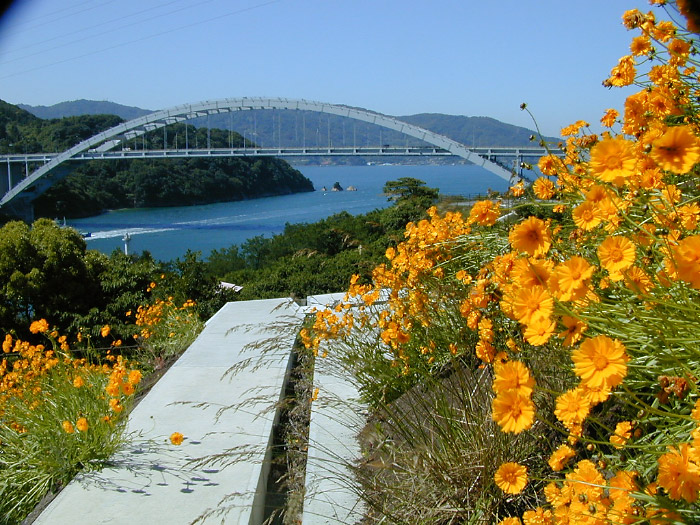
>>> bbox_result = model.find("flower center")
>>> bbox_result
[605,155,622,170]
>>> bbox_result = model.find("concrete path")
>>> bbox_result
[34,298,302,525]
[302,293,367,525]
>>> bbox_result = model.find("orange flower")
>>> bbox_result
[510,180,525,197]
[559,316,587,347]
[597,235,635,278]
[606,55,636,87]
[29,319,49,334]
[493,361,535,396]
[62,420,75,434]
[523,314,556,347]
[100,325,111,338]
[170,432,184,445]
[572,335,628,389]
[671,234,700,288]
[128,369,143,386]
[548,443,576,472]
[509,285,553,325]
[555,387,591,429]
[610,421,633,449]
[549,256,594,302]
[72,375,85,388]
[657,443,700,502]
[572,201,603,231]
[601,108,619,127]
[494,462,528,494]
[532,177,556,200]
[509,217,551,256]
[468,199,500,226]
[492,390,535,434]
[76,417,89,432]
[650,126,700,174]
[589,136,637,186]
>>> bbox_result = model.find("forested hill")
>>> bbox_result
[0,101,314,219]
[18,99,152,121]
[17,99,560,148]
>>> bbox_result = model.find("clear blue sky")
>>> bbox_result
[0,0,655,137]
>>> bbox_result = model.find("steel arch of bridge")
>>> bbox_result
[0,97,515,213]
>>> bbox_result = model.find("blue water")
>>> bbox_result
[68,164,508,261]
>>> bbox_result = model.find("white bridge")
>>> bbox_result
[0,97,554,220]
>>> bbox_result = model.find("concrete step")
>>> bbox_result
[34,298,302,525]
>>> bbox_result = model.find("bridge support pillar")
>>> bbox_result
[1,161,25,196]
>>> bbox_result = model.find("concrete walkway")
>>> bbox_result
[34,298,302,525]
[302,293,367,524]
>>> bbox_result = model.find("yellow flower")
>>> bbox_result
[509,217,551,256]
[597,235,635,278]
[610,421,633,449]
[572,201,603,231]
[62,420,75,434]
[493,361,535,397]
[601,108,619,127]
[128,369,142,386]
[100,325,111,338]
[170,432,184,445]
[548,256,594,302]
[523,314,556,347]
[572,335,628,390]
[509,285,553,325]
[498,519,522,525]
[29,319,49,334]
[494,462,528,494]
[73,375,85,388]
[468,199,500,226]
[650,125,700,174]
[555,387,591,429]
[492,390,535,434]
[657,443,700,502]
[548,443,576,472]
[671,234,700,288]
[532,177,556,200]
[559,316,587,347]
[605,55,636,87]
[589,136,637,186]
[76,417,89,432]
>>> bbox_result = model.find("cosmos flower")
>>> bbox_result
[170,432,185,446]
[554,387,591,429]
[650,125,700,174]
[509,217,551,257]
[492,390,535,434]
[494,462,528,494]
[597,235,636,278]
[532,177,556,200]
[572,335,628,389]
[493,361,535,396]
[76,417,89,433]
[589,136,638,186]
[657,443,700,502]
[548,443,576,472]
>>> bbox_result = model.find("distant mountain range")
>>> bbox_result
[17,99,560,148]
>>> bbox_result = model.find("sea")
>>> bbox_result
[67,164,509,262]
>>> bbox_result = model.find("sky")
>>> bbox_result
[0,0,664,137]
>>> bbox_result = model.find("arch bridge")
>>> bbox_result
[1,97,543,221]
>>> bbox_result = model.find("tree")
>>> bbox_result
[383,177,438,206]
[0,219,101,336]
